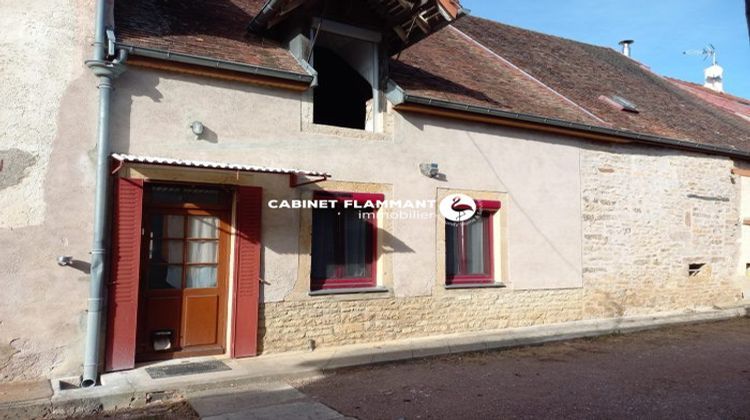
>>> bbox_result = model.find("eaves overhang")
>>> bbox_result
[385,80,750,162]
[117,43,315,87]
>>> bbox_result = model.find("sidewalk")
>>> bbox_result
[1,304,747,418]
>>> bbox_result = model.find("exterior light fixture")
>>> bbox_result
[57,256,73,266]
[419,162,439,178]
[190,121,205,136]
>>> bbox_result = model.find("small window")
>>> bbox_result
[445,201,500,285]
[310,192,382,290]
[688,263,705,277]
[611,95,638,113]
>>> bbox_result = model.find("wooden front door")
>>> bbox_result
[136,183,232,361]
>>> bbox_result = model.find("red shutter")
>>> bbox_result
[104,178,144,372]
[232,186,262,357]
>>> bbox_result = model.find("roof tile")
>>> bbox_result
[450,16,750,150]
[115,0,305,74]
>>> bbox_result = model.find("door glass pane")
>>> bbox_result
[188,241,218,263]
[149,265,183,289]
[165,240,183,263]
[148,239,183,264]
[186,266,217,288]
[150,185,227,207]
[150,214,184,238]
[165,215,184,238]
[445,223,461,277]
[311,209,337,279]
[343,210,370,278]
[188,216,219,239]
[465,216,487,275]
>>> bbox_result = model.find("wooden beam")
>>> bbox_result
[126,56,311,92]
[732,167,750,177]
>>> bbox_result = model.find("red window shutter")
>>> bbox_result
[105,178,144,372]
[232,186,262,357]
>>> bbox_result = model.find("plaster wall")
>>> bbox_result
[0,0,101,382]
[113,68,585,298]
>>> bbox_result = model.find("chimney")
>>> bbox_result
[618,39,634,57]
[704,63,724,93]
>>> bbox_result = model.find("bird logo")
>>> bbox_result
[439,194,477,222]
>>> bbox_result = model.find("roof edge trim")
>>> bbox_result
[385,80,750,161]
[117,43,315,84]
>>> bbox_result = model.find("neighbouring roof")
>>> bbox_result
[668,78,750,122]
[115,0,306,75]
[111,154,331,177]
[114,3,750,156]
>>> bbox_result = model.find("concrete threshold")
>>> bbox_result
[2,304,748,418]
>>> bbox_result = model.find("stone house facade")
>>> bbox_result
[1,0,749,385]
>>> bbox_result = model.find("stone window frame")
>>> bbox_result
[445,201,501,286]
[435,188,509,293]
[290,181,394,300]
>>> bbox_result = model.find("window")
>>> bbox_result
[313,46,373,130]
[688,263,706,277]
[310,191,382,290]
[445,200,501,285]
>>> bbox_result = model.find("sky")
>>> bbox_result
[462,0,750,99]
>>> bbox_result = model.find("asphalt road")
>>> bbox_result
[294,317,750,420]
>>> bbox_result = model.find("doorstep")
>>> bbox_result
[2,304,748,418]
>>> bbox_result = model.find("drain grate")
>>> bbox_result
[145,360,231,379]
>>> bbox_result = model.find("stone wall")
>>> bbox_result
[581,144,742,318]
[259,289,585,353]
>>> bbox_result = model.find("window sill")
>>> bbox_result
[301,121,390,141]
[444,283,506,290]
[308,286,389,296]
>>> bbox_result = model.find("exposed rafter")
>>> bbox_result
[247,0,465,55]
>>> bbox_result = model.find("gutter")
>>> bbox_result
[247,0,285,33]
[385,81,750,161]
[117,44,315,84]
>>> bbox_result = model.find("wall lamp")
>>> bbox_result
[57,256,73,266]
[419,162,439,178]
[190,121,205,136]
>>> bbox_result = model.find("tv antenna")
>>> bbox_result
[682,44,717,65]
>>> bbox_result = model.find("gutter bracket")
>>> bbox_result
[384,79,407,105]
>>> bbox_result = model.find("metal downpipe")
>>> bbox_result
[81,75,113,388]
[81,0,127,387]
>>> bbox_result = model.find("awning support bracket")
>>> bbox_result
[110,157,125,175]
[289,173,328,188]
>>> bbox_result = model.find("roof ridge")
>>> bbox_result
[461,15,616,54]
[667,77,750,103]
[449,25,608,125]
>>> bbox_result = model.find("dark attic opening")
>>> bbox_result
[312,46,373,130]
